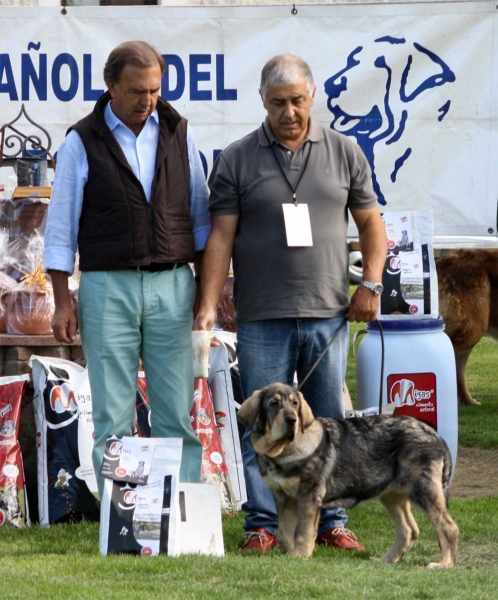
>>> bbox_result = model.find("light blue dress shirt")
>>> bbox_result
[44,102,210,275]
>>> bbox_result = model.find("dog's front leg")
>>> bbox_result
[291,495,321,558]
[274,491,298,554]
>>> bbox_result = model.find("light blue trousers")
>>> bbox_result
[78,266,202,498]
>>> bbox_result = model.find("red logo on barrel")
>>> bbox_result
[387,372,437,428]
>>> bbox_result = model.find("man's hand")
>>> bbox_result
[193,308,220,346]
[193,307,216,332]
[52,303,78,343]
[49,270,77,343]
[347,284,379,323]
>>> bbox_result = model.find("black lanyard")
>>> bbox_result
[262,124,312,206]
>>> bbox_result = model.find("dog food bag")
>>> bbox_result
[100,438,182,556]
[100,435,154,486]
[0,374,31,527]
[134,373,152,438]
[379,210,438,319]
[30,356,100,526]
[208,344,247,510]
[132,371,237,514]
[191,378,237,516]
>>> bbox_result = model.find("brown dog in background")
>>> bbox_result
[437,249,497,405]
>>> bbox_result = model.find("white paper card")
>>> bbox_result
[282,203,313,247]
[173,483,224,556]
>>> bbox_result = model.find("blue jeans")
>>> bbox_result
[237,316,348,535]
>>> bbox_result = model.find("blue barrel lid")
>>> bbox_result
[366,317,444,332]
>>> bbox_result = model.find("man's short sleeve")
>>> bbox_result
[208,152,241,216]
[347,144,378,209]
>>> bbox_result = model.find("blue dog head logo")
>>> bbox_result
[325,37,455,205]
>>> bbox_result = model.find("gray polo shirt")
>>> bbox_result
[208,118,377,324]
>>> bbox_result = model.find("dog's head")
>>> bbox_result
[237,383,315,458]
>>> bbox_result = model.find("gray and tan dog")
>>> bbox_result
[238,383,459,567]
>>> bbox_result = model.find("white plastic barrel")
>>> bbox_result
[354,318,458,482]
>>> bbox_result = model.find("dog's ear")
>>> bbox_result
[237,389,262,429]
[298,392,315,432]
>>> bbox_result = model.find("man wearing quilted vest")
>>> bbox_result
[44,41,210,497]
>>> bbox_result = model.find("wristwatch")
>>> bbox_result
[360,280,384,296]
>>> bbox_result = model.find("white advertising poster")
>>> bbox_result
[0,2,497,239]
[380,210,438,318]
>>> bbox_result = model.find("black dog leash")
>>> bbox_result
[297,317,348,392]
[377,319,385,414]
[297,316,386,416]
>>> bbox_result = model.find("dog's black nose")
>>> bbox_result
[285,413,297,424]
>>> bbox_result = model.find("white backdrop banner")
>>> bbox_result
[1,2,497,238]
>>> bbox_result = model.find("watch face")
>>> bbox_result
[362,281,383,295]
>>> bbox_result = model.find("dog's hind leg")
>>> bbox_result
[410,464,459,568]
[455,348,480,405]
[422,496,458,568]
[377,493,418,564]
[402,500,420,544]
[274,491,298,554]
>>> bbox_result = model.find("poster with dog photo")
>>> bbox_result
[379,211,438,318]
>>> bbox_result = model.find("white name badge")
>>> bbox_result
[282,203,313,247]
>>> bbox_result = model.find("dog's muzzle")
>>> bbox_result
[284,413,298,441]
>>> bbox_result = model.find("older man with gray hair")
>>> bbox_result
[195,54,386,553]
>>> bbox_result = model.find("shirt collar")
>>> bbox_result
[258,116,324,147]
[104,101,159,132]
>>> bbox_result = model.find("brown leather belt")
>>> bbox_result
[135,262,187,272]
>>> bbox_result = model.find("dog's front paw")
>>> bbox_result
[459,396,481,406]
[374,553,400,564]
[427,561,454,569]
[290,541,315,558]
[277,541,293,555]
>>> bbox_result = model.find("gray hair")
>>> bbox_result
[260,54,315,97]
[103,41,166,85]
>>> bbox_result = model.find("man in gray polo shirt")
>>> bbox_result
[194,54,387,553]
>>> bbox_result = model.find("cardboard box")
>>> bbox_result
[173,483,224,556]
[12,186,51,199]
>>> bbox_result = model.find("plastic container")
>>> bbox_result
[354,318,458,482]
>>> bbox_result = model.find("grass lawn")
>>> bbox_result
[1,290,496,599]
[1,500,497,600]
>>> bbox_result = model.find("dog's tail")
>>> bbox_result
[442,447,453,507]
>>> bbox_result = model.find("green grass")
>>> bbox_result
[0,287,495,598]
[1,503,497,600]
[346,286,498,449]
[456,336,498,448]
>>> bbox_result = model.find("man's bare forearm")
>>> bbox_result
[48,269,78,343]
[48,270,71,308]
[194,214,238,330]
[358,215,387,283]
